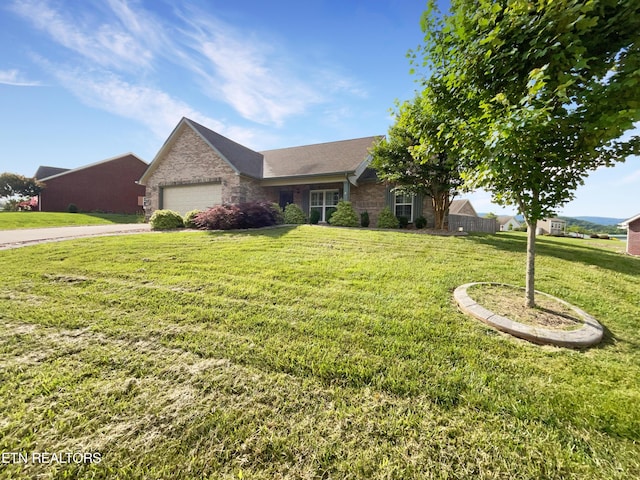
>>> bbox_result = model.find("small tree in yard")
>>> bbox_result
[415,0,640,307]
[370,93,464,230]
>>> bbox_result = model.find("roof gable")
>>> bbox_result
[186,119,263,178]
[449,199,478,217]
[620,213,640,226]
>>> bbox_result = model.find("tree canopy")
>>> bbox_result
[370,93,465,230]
[414,0,640,306]
[0,173,44,199]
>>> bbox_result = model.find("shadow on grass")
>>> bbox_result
[202,224,299,239]
[85,213,145,224]
[464,232,639,276]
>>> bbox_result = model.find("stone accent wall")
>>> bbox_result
[144,125,266,216]
[628,218,640,256]
[350,182,388,227]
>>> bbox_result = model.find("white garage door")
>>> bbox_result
[162,183,222,216]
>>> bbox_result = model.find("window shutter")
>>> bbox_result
[385,186,394,207]
[302,188,310,216]
[414,193,424,218]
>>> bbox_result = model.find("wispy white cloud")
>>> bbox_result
[49,66,260,145]
[8,0,368,135]
[8,0,155,71]
[0,69,42,86]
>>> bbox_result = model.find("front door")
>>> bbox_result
[279,190,294,210]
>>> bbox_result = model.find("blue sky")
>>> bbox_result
[0,0,637,219]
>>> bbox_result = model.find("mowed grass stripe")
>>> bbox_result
[0,225,638,479]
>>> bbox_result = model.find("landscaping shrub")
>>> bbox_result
[195,202,282,230]
[414,216,427,229]
[398,216,409,229]
[309,209,321,225]
[283,203,306,224]
[329,201,359,227]
[67,203,78,213]
[183,209,201,228]
[377,206,400,228]
[326,207,337,223]
[271,203,285,225]
[360,211,370,227]
[149,209,184,230]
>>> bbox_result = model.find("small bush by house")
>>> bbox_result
[67,203,79,213]
[414,216,427,229]
[360,211,370,228]
[310,209,321,225]
[183,209,202,228]
[150,209,185,230]
[329,201,359,227]
[283,203,306,224]
[377,206,400,229]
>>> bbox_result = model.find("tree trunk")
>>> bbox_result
[432,192,449,230]
[525,220,536,308]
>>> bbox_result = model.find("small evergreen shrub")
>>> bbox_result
[360,211,370,227]
[195,202,282,230]
[67,203,78,213]
[326,207,337,223]
[398,216,409,229]
[414,216,427,229]
[183,209,202,228]
[309,209,321,225]
[329,201,359,227]
[271,203,285,225]
[377,206,400,229]
[149,209,185,230]
[283,203,306,224]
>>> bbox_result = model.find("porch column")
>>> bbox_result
[343,180,350,201]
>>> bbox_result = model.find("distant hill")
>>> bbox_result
[572,216,626,226]
[558,217,624,234]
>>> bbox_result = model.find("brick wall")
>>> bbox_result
[144,125,267,215]
[628,218,640,256]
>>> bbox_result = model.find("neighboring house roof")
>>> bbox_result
[38,153,147,182]
[619,213,640,226]
[261,136,381,178]
[34,166,69,180]
[449,199,478,217]
[496,215,521,226]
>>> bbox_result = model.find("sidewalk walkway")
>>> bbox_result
[0,224,152,250]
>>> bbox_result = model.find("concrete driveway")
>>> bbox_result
[0,224,152,250]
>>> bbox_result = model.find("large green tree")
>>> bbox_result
[370,93,464,230]
[416,0,640,306]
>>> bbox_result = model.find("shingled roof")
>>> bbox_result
[187,119,263,178]
[34,166,70,180]
[261,136,381,178]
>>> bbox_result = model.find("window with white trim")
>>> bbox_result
[394,192,414,222]
[310,189,339,222]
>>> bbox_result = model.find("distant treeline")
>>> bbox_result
[559,217,622,234]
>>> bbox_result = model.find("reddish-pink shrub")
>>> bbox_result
[194,201,282,230]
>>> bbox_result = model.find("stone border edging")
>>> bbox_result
[454,282,603,348]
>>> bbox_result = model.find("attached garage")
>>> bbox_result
[161,183,221,215]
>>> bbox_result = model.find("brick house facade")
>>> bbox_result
[620,214,640,256]
[139,118,436,228]
[38,153,147,214]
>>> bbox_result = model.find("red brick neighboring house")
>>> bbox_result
[37,153,147,214]
[620,213,640,256]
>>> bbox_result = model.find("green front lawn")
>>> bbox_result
[0,227,638,479]
[0,212,144,229]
